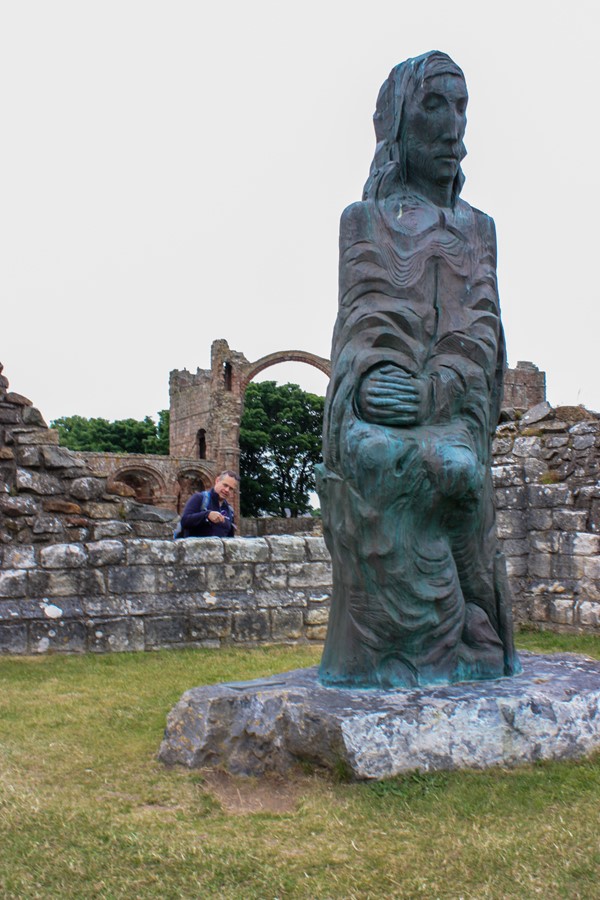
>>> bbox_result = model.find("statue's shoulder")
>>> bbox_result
[339,200,371,241]
[462,200,496,238]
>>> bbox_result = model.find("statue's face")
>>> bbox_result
[404,73,468,192]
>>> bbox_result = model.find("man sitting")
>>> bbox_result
[178,471,238,538]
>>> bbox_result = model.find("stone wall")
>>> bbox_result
[2,361,600,654]
[502,361,546,413]
[493,402,600,633]
[0,535,331,654]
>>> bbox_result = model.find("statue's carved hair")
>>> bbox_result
[363,51,467,204]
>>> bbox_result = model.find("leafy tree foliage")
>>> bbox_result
[239,381,324,517]
[51,410,170,455]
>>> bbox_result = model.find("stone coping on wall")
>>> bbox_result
[0,535,332,654]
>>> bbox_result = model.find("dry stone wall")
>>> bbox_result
[493,402,600,633]
[0,535,332,654]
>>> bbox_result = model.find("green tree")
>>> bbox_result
[51,411,170,455]
[239,382,324,517]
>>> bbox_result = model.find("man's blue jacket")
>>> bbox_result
[178,489,235,538]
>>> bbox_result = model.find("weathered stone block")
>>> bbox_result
[271,608,303,640]
[512,436,543,458]
[21,406,46,427]
[530,532,560,554]
[0,495,39,517]
[572,434,596,450]
[15,468,63,496]
[86,540,126,566]
[0,570,28,597]
[156,567,207,593]
[549,598,575,625]
[552,510,589,532]
[41,446,87,469]
[531,595,551,622]
[495,509,526,540]
[144,616,188,647]
[69,477,106,500]
[492,465,524,488]
[206,565,253,592]
[305,607,330,625]
[40,543,88,569]
[32,514,64,535]
[266,536,307,562]
[159,654,600,781]
[87,617,145,652]
[232,609,270,642]
[584,557,600,579]
[0,407,21,424]
[107,566,157,594]
[30,569,105,598]
[578,601,600,628]
[177,538,225,564]
[570,532,600,555]
[251,590,308,609]
[0,622,27,653]
[522,459,548,483]
[492,436,513,455]
[305,537,329,561]
[526,509,553,531]
[527,484,574,508]
[529,554,551,578]
[224,538,269,563]
[11,428,58,445]
[189,611,231,640]
[30,619,87,653]
[306,624,328,641]
[505,556,528,578]
[501,539,529,557]
[16,446,41,466]
[545,436,569,449]
[126,539,178,566]
[495,487,527,510]
[92,522,133,539]
[288,562,333,588]
[254,563,289,590]
[551,555,584,580]
[83,501,127,520]
[3,546,36,569]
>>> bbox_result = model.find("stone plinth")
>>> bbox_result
[158,651,600,780]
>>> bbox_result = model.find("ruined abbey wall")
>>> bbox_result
[1,361,600,654]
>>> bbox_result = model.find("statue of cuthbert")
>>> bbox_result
[317,51,521,688]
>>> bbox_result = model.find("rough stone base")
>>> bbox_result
[158,651,600,781]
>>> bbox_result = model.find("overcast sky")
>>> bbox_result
[2,0,599,425]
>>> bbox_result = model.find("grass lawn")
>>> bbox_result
[1,632,599,899]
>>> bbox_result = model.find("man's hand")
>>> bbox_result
[207,510,226,524]
[357,364,431,426]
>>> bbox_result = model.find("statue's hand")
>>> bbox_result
[357,364,431,426]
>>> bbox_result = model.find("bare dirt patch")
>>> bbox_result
[198,767,317,815]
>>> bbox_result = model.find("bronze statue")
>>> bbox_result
[317,51,521,688]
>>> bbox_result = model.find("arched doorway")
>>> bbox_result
[111,467,165,506]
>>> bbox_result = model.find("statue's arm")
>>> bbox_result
[356,364,432,426]
[425,211,501,423]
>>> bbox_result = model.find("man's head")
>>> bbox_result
[214,470,239,502]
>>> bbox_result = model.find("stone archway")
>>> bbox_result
[176,467,212,514]
[110,465,166,507]
[243,350,331,388]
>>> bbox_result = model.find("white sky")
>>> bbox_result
[2,0,599,424]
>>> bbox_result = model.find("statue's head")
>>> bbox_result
[363,51,468,205]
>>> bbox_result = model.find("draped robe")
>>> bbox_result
[317,192,520,688]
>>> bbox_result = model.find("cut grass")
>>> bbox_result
[0,634,598,898]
